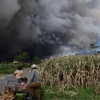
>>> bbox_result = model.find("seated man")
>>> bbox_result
[14,66,24,79]
[25,64,41,100]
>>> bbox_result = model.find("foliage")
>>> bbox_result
[32,57,41,65]
[21,63,31,68]
[89,44,100,54]
[15,93,26,100]
[0,63,30,77]
[39,86,70,100]
[40,86,100,100]
[1,61,10,64]
[38,54,100,96]
[2,54,100,99]
[97,51,100,54]
[14,52,29,62]
[0,63,18,69]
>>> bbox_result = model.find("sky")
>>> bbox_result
[96,39,100,45]
[95,39,100,52]
[0,0,100,61]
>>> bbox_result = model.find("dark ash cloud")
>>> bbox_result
[0,0,100,61]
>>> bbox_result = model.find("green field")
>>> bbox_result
[39,85,100,100]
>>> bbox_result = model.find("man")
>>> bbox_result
[14,66,24,79]
[14,66,24,87]
[26,64,41,100]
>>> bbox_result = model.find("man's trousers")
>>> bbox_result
[25,82,41,99]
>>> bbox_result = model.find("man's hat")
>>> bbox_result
[31,64,37,68]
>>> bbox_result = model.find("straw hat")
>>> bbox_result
[31,64,37,68]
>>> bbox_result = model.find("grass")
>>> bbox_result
[40,86,70,100]
[0,68,30,77]
[0,69,17,74]
[39,86,100,100]
[0,63,30,77]
[0,69,16,77]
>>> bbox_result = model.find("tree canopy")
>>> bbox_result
[32,57,41,65]
[15,52,29,62]
[89,44,100,54]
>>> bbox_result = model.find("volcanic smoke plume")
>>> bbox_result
[0,0,100,61]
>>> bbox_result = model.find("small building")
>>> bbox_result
[12,60,18,64]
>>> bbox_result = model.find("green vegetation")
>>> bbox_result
[39,86,100,100]
[1,53,100,99]
[0,63,31,77]
[38,54,100,100]
[14,52,29,62]
[40,85,70,100]
[0,52,42,77]
[89,44,100,54]
[32,57,41,65]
